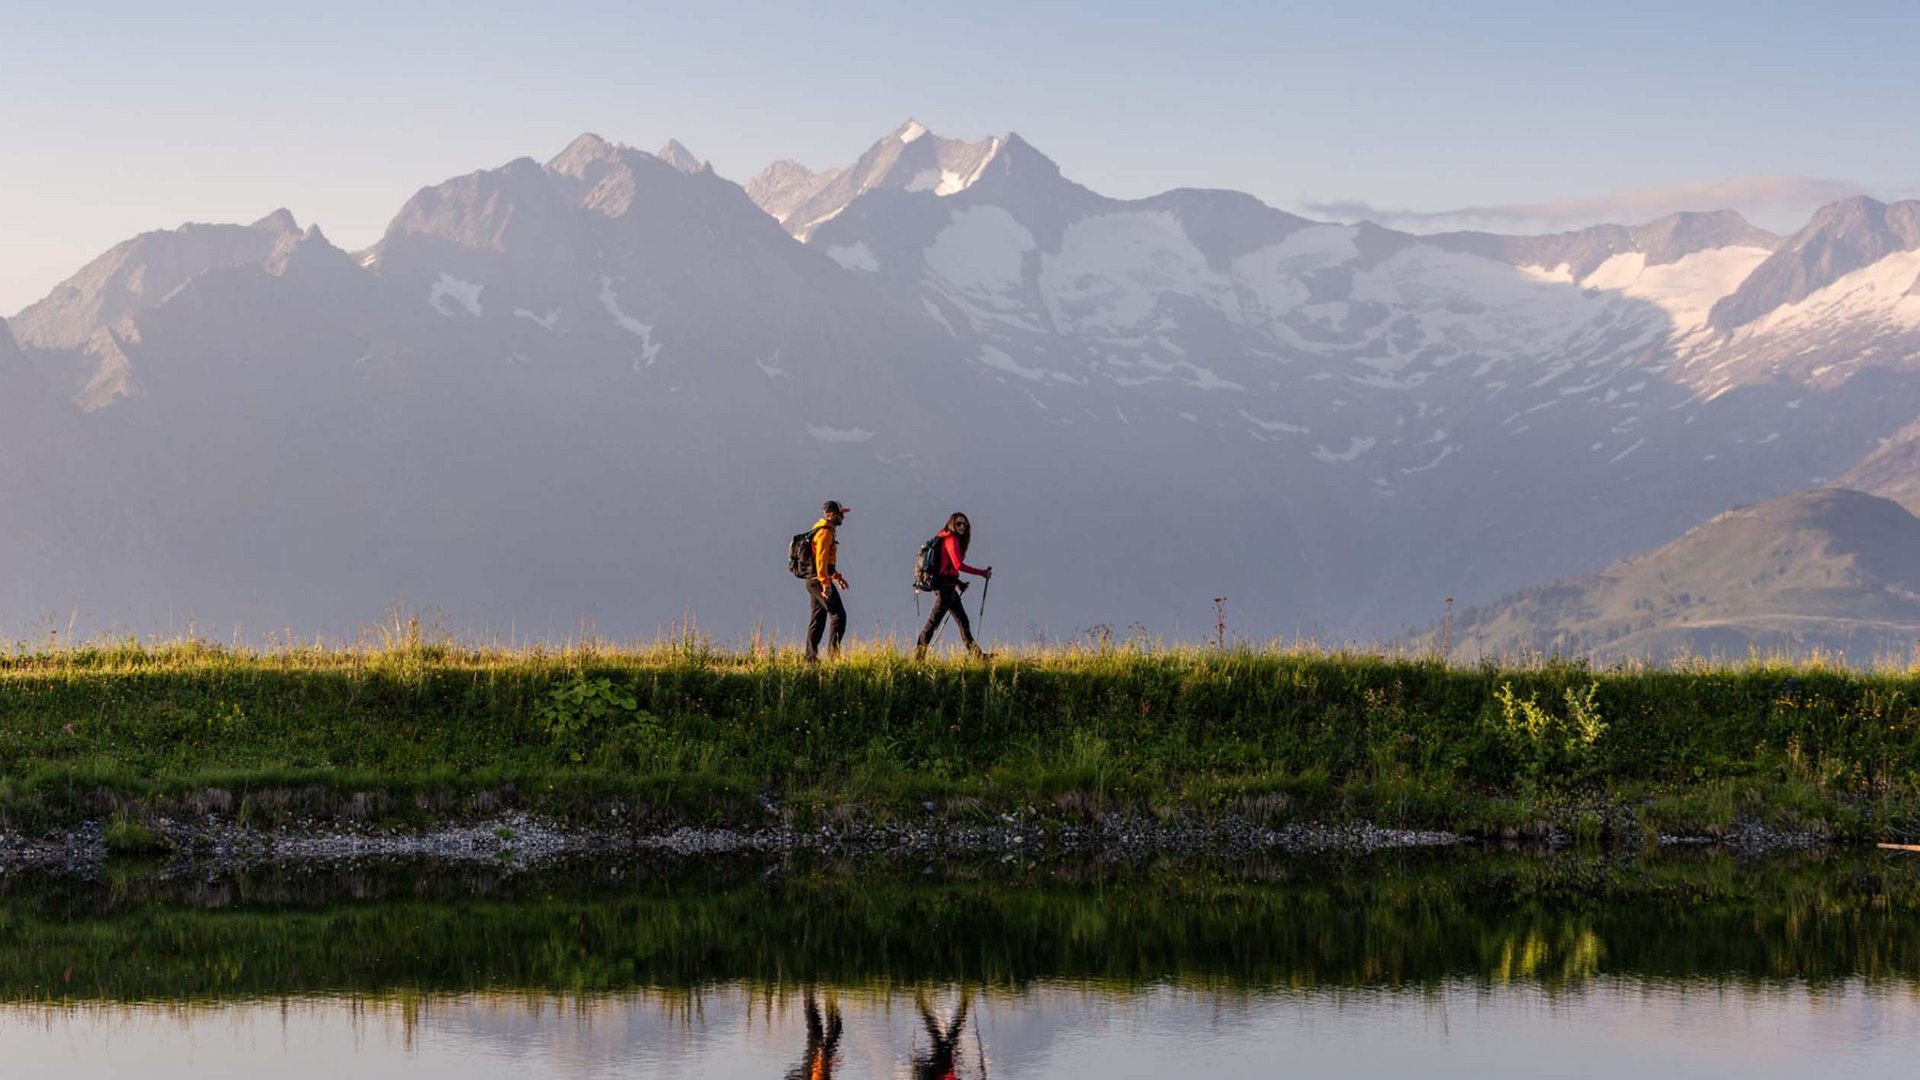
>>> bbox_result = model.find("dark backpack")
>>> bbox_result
[789,526,824,580]
[912,535,943,593]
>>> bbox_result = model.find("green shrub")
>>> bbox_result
[103,814,170,857]
[1494,680,1607,783]
[536,676,641,763]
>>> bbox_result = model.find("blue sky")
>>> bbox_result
[4,0,1918,311]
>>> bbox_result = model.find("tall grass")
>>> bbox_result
[3,634,1920,837]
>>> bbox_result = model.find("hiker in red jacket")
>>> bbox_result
[915,512,991,660]
[910,991,971,1080]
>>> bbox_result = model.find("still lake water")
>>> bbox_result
[3,850,1918,1077]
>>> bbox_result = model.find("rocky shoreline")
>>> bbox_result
[0,810,1840,877]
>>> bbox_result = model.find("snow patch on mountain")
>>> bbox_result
[827,243,879,272]
[1400,444,1457,474]
[1040,211,1232,334]
[514,307,561,330]
[939,141,1000,196]
[924,208,1038,325]
[1344,247,1606,368]
[1113,352,1243,391]
[919,297,956,336]
[598,276,663,368]
[909,167,982,196]
[429,273,483,317]
[977,344,1075,383]
[1264,224,1364,266]
[1744,249,1920,338]
[806,424,875,443]
[1241,411,1308,434]
[1517,263,1577,285]
[1583,246,1774,335]
[1313,436,1378,464]
[1228,227,1363,323]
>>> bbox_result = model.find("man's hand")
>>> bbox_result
[833,572,850,590]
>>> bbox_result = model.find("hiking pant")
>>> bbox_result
[916,581,974,648]
[806,579,846,661]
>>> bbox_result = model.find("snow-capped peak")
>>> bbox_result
[747,122,1018,237]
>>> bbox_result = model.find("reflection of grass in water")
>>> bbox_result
[3,987,714,1054]
[4,635,1920,838]
[12,973,1920,1058]
[5,850,1920,1004]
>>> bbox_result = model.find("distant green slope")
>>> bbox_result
[1417,488,1920,662]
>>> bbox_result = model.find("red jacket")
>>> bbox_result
[938,529,987,578]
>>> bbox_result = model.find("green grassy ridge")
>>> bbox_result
[3,641,1920,837]
[4,851,1920,1002]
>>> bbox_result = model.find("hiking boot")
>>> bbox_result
[967,642,990,661]
[913,644,929,662]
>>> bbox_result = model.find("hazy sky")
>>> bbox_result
[5,0,1919,313]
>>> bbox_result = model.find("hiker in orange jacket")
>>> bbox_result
[806,500,851,663]
[783,991,843,1080]
[915,512,991,660]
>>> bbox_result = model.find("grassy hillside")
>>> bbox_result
[1420,488,1920,662]
[4,633,1920,840]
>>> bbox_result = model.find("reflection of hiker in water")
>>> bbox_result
[783,991,842,1080]
[912,991,972,1080]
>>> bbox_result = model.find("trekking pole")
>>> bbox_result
[978,576,990,640]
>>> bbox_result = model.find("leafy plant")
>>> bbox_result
[537,677,641,763]
[598,711,669,770]
[1495,680,1607,783]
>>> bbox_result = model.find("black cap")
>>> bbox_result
[823,500,849,515]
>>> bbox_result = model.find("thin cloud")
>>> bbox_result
[1301,176,1882,235]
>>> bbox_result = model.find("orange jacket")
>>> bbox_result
[811,518,838,586]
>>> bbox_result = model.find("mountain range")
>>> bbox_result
[5,119,1920,647]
